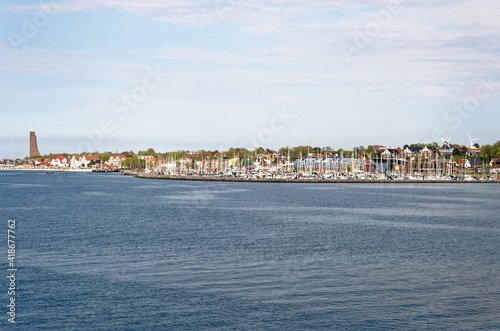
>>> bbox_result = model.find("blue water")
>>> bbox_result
[1,171,499,330]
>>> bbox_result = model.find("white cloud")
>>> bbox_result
[152,47,265,66]
[434,1,500,28]
[4,0,413,24]
[7,0,220,24]
[0,43,147,82]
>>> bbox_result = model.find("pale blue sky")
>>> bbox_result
[1,0,499,158]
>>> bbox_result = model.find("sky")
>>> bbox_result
[1,0,499,158]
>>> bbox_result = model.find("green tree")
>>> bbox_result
[481,145,493,160]
[461,146,468,157]
[138,148,157,157]
[355,146,366,155]
[289,146,313,156]
[128,157,145,169]
[99,153,111,163]
[366,145,376,156]
[255,148,265,154]
[494,141,500,158]
[123,157,134,168]
[169,152,184,160]
[453,148,462,157]
[278,147,289,154]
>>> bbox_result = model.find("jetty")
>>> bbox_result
[127,171,500,184]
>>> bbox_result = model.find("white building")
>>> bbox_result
[51,157,69,168]
[70,155,99,168]
[107,155,126,167]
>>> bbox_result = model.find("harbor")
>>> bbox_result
[4,1,500,329]
[127,145,500,183]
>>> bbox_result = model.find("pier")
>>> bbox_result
[129,172,500,183]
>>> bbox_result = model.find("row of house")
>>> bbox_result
[378,146,481,158]
[0,155,127,169]
[377,147,439,158]
[69,155,127,168]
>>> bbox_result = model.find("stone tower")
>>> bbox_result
[30,131,41,157]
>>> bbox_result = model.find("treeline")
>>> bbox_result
[481,141,500,159]
[29,141,500,163]
[31,148,157,161]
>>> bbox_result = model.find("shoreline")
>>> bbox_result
[3,169,498,183]
[0,168,93,172]
[132,172,500,184]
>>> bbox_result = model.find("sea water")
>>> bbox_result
[1,171,499,330]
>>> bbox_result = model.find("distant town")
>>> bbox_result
[1,132,500,181]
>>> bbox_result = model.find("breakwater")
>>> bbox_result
[129,172,500,184]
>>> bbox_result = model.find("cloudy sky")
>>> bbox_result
[1,0,499,158]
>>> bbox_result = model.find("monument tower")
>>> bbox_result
[30,131,41,157]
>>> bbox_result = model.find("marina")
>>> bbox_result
[134,141,498,183]
[130,149,499,183]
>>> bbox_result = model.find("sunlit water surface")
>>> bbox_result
[1,171,499,330]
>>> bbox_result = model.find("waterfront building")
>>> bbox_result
[107,155,126,167]
[51,157,69,168]
[377,147,402,157]
[70,155,100,168]
[21,162,35,169]
[490,158,500,173]
[35,159,52,168]
[461,158,482,169]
